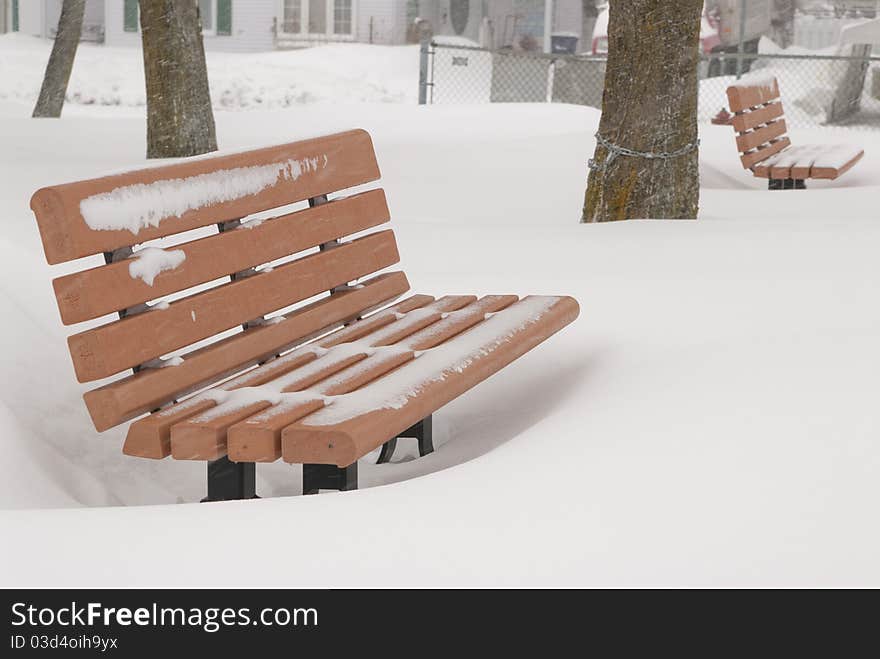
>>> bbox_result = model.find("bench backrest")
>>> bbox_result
[31,130,410,433]
[726,76,790,170]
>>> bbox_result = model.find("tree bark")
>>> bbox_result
[580,0,600,53]
[582,0,702,222]
[139,0,217,159]
[32,0,85,118]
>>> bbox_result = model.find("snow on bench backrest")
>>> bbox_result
[30,129,379,264]
[726,74,780,113]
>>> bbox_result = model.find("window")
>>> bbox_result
[279,0,354,37]
[334,0,352,35]
[198,0,231,36]
[283,0,302,33]
[12,0,19,32]
[308,0,326,34]
[123,0,138,32]
[217,0,232,35]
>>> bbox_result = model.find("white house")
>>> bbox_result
[3,1,587,52]
[5,0,416,49]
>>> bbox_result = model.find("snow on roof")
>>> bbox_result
[839,17,880,46]
[432,35,480,48]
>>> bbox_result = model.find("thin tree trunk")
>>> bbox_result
[139,0,217,159]
[580,0,600,53]
[582,0,702,222]
[32,0,85,118]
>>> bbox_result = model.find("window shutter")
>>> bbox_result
[217,0,232,35]
[12,0,19,32]
[123,0,138,32]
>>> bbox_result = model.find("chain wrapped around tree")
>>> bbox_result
[582,0,703,222]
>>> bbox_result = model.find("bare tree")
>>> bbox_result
[772,0,796,48]
[582,0,702,222]
[139,0,217,158]
[581,0,601,53]
[32,0,85,118]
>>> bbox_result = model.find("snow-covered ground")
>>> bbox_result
[0,34,417,111]
[1,36,879,587]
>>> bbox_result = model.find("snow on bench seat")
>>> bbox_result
[280,295,578,467]
[124,295,578,466]
[752,144,865,180]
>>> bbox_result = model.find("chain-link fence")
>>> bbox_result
[420,15,880,131]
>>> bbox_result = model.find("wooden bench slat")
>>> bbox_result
[810,146,864,180]
[54,189,390,325]
[227,295,519,462]
[731,101,785,133]
[90,272,416,435]
[31,130,379,264]
[741,137,791,170]
[735,119,787,153]
[726,76,780,113]
[228,400,330,463]
[752,144,809,178]
[403,295,520,351]
[770,144,825,179]
[224,352,418,463]
[170,352,375,461]
[750,144,864,180]
[167,296,474,460]
[120,290,434,458]
[280,296,581,467]
[69,230,400,382]
[124,294,470,458]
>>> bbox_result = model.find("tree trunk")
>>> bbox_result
[139,0,217,159]
[582,0,702,222]
[32,0,85,118]
[580,0,600,53]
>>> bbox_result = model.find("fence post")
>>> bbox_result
[736,0,747,80]
[419,33,431,105]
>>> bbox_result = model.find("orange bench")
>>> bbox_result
[31,130,579,501]
[726,76,864,189]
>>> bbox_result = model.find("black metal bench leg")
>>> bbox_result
[303,463,358,494]
[201,457,256,502]
[416,415,434,456]
[769,178,806,190]
[376,437,398,464]
[375,415,434,464]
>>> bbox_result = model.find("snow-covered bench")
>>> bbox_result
[726,76,864,189]
[30,130,579,501]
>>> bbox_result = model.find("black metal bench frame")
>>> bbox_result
[202,415,434,501]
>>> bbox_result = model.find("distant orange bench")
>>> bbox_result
[30,130,579,501]
[726,76,864,189]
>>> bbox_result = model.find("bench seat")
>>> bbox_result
[752,144,864,180]
[125,294,578,466]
